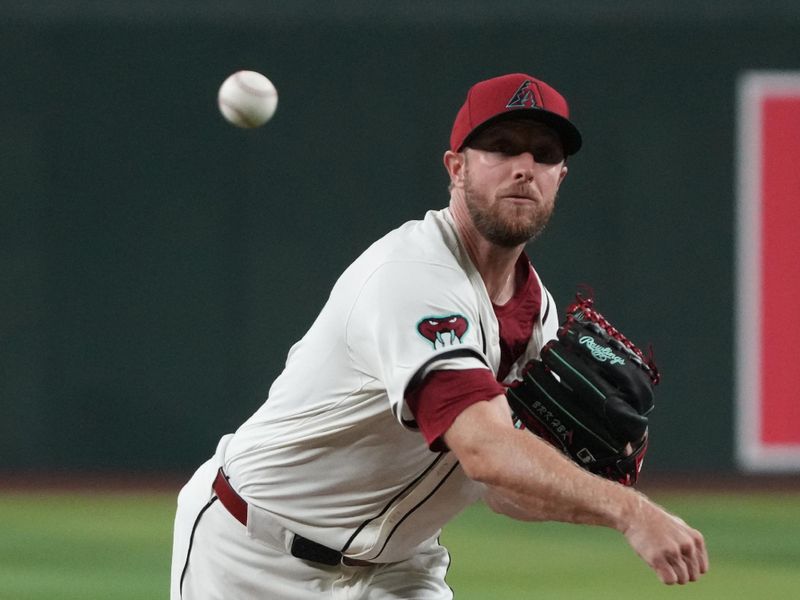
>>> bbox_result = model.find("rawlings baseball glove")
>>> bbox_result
[507,294,660,486]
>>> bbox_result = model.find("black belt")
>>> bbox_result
[212,468,371,567]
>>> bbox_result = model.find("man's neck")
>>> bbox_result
[450,197,525,305]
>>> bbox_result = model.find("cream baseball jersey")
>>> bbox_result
[222,207,559,563]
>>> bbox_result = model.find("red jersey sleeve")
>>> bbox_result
[405,368,505,451]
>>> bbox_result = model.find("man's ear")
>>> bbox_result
[443,150,466,188]
[557,163,568,188]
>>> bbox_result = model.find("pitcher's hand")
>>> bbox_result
[622,499,709,584]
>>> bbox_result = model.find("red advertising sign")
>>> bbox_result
[737,72,800,471]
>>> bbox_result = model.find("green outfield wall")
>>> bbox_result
[2,2,799,473]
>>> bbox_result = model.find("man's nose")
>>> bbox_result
[512,152,537,180]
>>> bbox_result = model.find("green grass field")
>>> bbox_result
[0,488,797,599]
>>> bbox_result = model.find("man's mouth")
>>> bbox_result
[501,193,536,202]
[499,186,538,202]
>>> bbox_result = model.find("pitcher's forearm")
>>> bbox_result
[476,430,639,528]
[448,395,638,530]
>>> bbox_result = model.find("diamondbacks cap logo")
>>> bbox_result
[417,314,468,349]
[506,79,538,109]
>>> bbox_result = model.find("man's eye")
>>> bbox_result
[536,151,555,164]
[486,141,513,154]
[533,147,562,164]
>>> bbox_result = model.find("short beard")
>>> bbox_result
[463,167,555,248]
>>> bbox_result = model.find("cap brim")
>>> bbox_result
[461,108,582,156]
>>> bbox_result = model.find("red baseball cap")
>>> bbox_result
[449,73,582,156]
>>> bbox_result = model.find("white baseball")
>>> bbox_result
[217,71,278,128]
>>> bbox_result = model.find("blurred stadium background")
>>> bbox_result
[2,1,799,598]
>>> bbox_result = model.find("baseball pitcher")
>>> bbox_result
[171,72,708,599]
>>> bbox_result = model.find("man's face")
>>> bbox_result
[461,120,568,247]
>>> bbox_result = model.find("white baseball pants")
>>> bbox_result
[170,438,454,600]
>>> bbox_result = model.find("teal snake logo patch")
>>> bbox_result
[417,315,468,349]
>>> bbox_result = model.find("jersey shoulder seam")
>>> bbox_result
[342,259,472,365]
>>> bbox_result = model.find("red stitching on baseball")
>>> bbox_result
[234,72,274,98]
[218,98,258,128]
